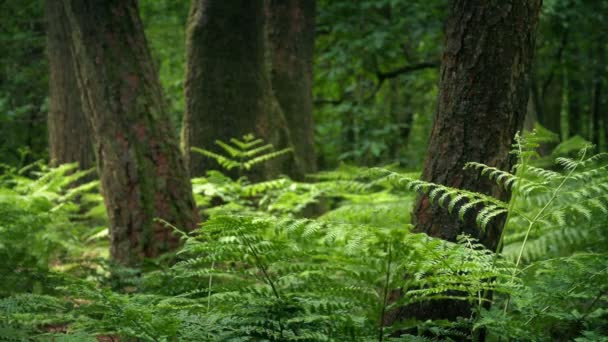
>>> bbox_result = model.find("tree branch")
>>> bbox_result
[376,61,440,81]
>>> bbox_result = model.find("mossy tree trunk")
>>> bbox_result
[45,0,93,169]
[182,0,299,180]
[62,0,198,266]
[384,0,542,327]
[266,0,317,177]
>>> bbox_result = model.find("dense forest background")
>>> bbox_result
[3,0,607,169]
[1,0,607,341]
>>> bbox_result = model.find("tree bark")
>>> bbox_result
[266,0,317,177]
[62,0,198,266]
[46,0,94,169]
[385,0,542,328]
[182,0,298,180]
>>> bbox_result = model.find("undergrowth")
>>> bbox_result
[1,132,606,341]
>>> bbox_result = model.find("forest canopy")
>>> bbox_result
[0,0,607,341]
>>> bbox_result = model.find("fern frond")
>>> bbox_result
[191,147,239,170]
[243,147,293,170]
[230,135,264,150]
[465,162,518,190]
[214,139,242,158]
[242,143,274,158]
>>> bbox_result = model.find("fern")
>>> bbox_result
[191,133,293,175]
[163,211,515,341]
[3,130,608,341]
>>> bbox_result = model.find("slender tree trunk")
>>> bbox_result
[541,72,563,138]
[568,76,583,138]
[266,0,317,177]
[530,71,543,128]
[524,87,538,131]
[591,78,602,149]
[45,0,94,169]
[591,43,604,150]
[538,28,568,139]
[385,0,542,328]
[182,0,297,180]
[389,80,414,160]
[62,0,198,266]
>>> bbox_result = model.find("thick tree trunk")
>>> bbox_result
[62,0,198,266]
[46,0,94,169]
[182,0,298,180]
[266,0,317,177]
[385,0,541,328]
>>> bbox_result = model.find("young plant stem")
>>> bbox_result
[474,137,528,324]
[378,242,393,342]
[207,261,215,313]
[503,148,587,314]
[243,237,284,338]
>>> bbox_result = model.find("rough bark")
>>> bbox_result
[62,0,198,266]
[266,0,317,177]
[385,0,542,328]
[46,0,94,169]
[182,0,297,180]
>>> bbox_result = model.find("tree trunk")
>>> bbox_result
[46,0,94,169]
[62,0,199,266]
[568,76,583,138]
[182,0,298,180]
[524,87,538,132]
[266,0,317,177]
[591,77,602,149]
[389,79,415,161]
[541,71,563,138]
[591,43,604,150]
[385,0,542,328]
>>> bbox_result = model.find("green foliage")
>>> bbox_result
[314,0,444,167]
[162,214,513,341]
[0,163,108,339]
[362,131,608,341]
[192,134,293,176]
[140,0,189,131]
[0,163,103,296]
[2,132,607,341]
[0,1,48,166]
